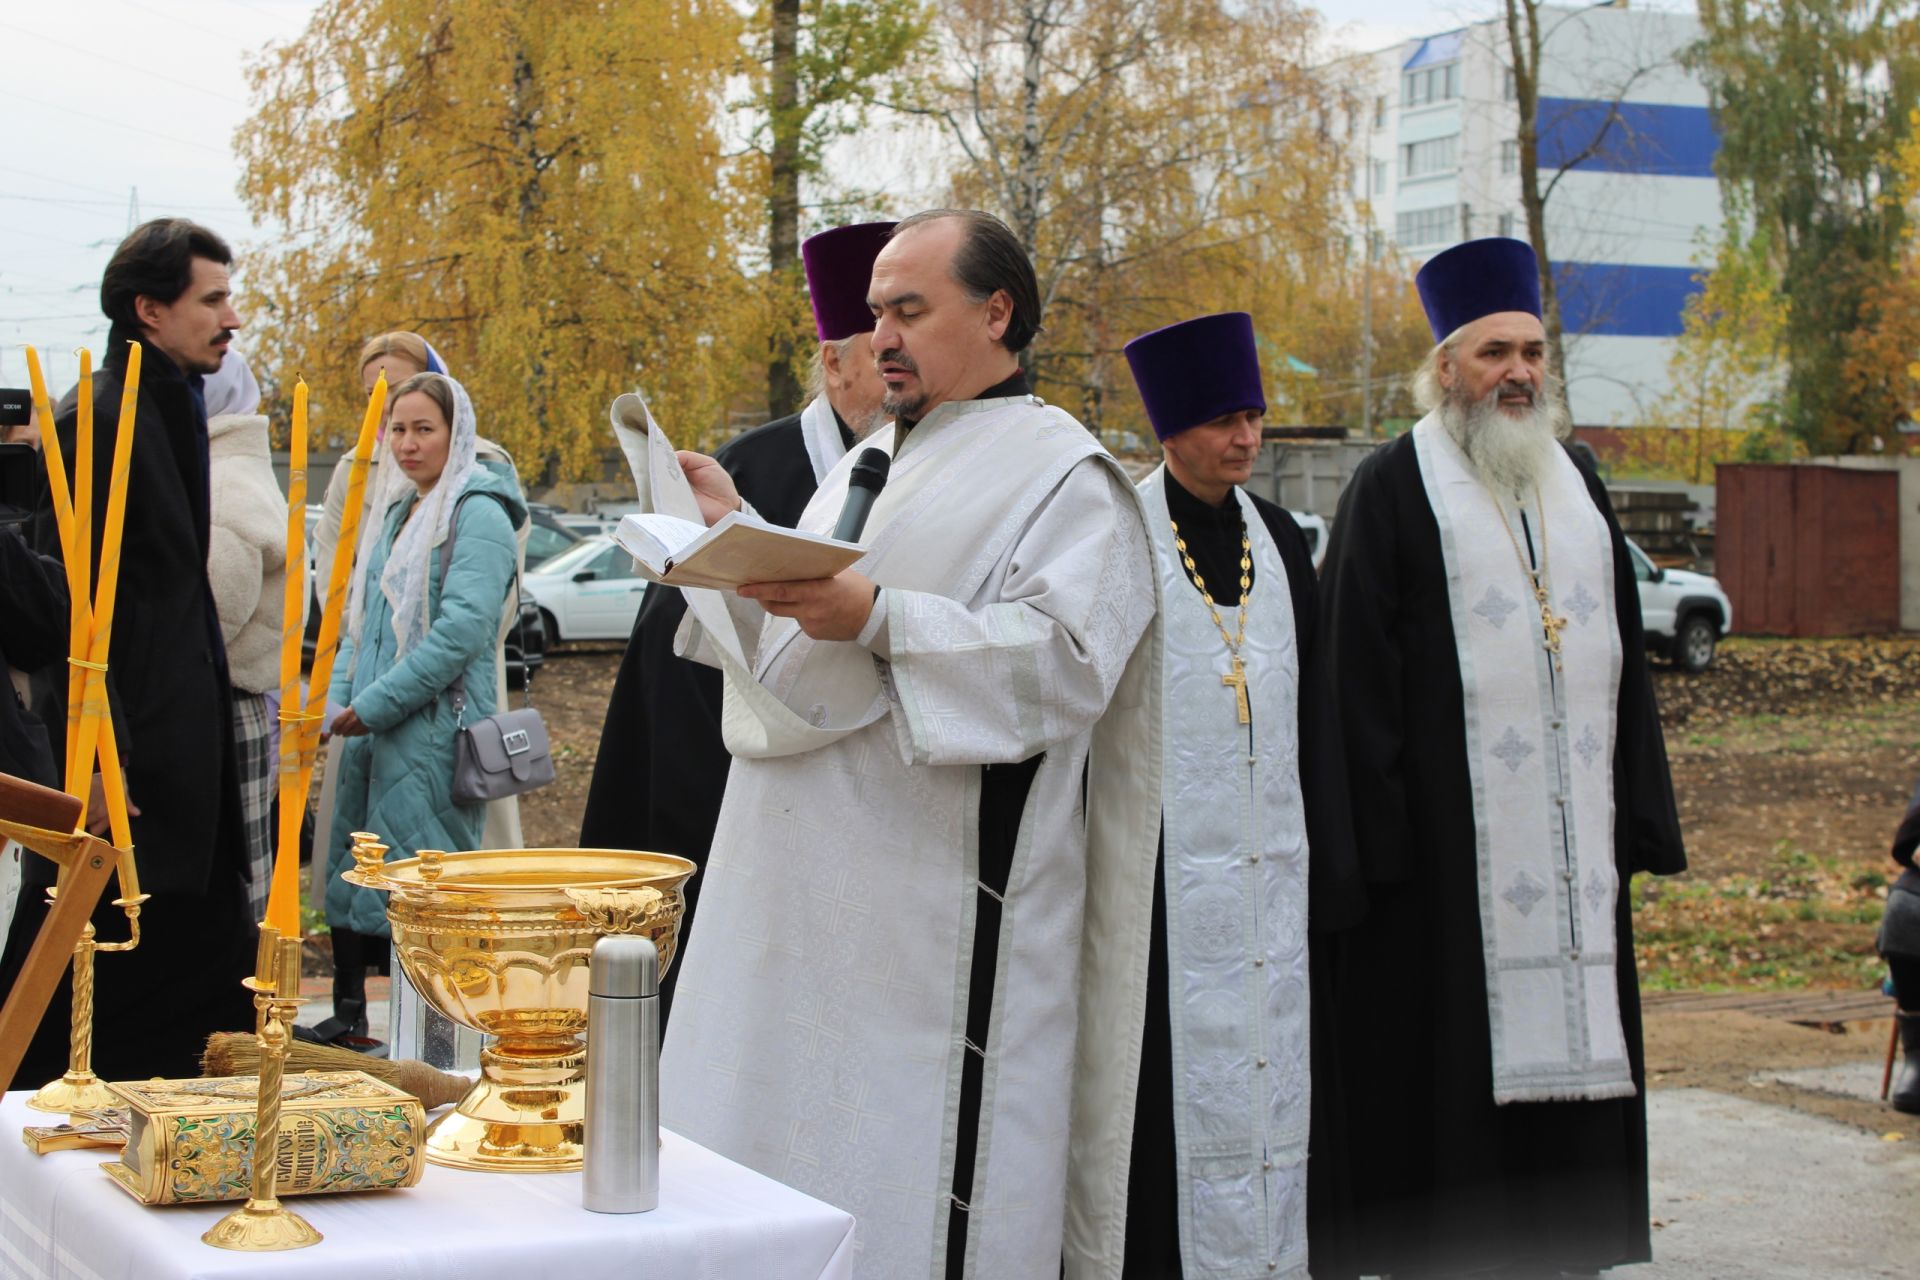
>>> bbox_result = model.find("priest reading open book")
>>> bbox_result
[612,210,1162,1280]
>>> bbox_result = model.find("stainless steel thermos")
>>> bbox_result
[583,934,660,1213]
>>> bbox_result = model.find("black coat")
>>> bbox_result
[29,333,247,897]
[0,334,255,1088]
[1313,433,1685,1277]
[0,525,66,789]
[579,410,836,1026]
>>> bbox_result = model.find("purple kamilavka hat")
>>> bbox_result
[801,221,897,341]
[1123,311,1267,441]
[1414,237,1542,342]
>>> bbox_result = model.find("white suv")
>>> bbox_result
[1627,538,1733,673]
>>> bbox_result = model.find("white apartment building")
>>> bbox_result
[1338,2,1722,429]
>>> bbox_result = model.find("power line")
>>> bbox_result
[0,222,109,249]
[0,19,250,106]
[0,192,246,215]
[108,0,238,43]
[0,165,125,200]
[9,90,229,156]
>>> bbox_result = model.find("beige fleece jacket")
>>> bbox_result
[208,412,306,695]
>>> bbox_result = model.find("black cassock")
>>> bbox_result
[0,336,256,1088]
[1122,472,1365,1280]
[1314,433,1685,1277]
[579,409,847,1027]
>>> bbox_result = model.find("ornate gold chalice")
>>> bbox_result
[341,835,693,1172]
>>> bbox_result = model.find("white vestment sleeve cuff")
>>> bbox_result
[856,587,892,658]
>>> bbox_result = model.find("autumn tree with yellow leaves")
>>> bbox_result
[236,0,757,474]
[1847,108,1920,455]
[912,0,1425,441]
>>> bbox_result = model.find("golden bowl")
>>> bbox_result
[341,839,694,1173]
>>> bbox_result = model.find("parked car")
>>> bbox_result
[522,535,648,643]
[524,503,585,569]
[1629,538,1732,673]
[1288,510,1328,570]
[556,511,616,538]
[505,593,547,688]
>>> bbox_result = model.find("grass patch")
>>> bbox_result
[1633,842,1888,990]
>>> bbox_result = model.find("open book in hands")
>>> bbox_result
[608,388,866,590]
[614,508,864,591]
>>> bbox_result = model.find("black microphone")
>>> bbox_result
[831,448,891,543]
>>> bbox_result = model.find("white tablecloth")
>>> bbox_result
[0,1092,854,1280]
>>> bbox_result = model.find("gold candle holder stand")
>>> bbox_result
[202,930,322,1252]
[26,883,146,1115]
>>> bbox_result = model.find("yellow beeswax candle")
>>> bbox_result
[294,374,387,805]
[264,379,310,937]
[64,349,96,789]
[28,348,135,869]
[68,343,139,838]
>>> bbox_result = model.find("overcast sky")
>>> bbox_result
[1,0,1679,397]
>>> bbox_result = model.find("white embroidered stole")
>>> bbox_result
[796,393,851,485]
[1412,415,1633,1104]
[1141,469,1311,1278]
[716,397,1106,759]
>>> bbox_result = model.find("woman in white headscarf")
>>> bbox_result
[322,372,525,948]
[309,334,530,933]
[204,350,303,922]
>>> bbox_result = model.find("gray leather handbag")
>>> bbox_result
[440,492,555,805]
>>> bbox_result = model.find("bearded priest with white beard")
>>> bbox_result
[1316,238,1686,1280]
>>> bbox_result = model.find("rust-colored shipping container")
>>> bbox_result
[1715,464,1899,636]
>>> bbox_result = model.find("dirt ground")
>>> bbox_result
[493,634,1920,1135]
[511,642,628,848]
[1643,1007,1913,1140]
[1637,636,1920,990]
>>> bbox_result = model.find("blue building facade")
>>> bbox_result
[1342,4,1722,428]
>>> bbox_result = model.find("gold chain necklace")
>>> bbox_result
[1488,487,1569,672]
[1170,517,1253,724]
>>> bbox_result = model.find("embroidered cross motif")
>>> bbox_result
[851,952,926,1012]
[1564,582,1601,626]
[784,991,846,1057]
[827,1079,892,1145]
[1584,869,1613,916]
[1474,583,1520,629]
[1502,870,1548,917]
[1574,723,1603,768]
[1491,726,1536,774]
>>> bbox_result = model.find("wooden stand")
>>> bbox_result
[0,773,122,1091]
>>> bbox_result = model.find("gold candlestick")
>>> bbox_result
[202,932,322,1251]
[25,882,146,1115]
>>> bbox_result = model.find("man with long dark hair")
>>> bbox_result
[0,218,256,1086]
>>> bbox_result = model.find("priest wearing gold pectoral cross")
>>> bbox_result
[1315,238,1686,1280]
[1117,312,1363,1280]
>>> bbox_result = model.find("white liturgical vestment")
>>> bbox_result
[1139,470,1311,1280]
[1412,415,1631,1103]
[652,393,1164,1280]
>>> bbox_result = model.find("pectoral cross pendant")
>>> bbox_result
[1534,584,1568,672]
[1222,655,1251,725]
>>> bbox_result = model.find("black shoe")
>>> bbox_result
[1894,1011,1920,1115]
[311,996,369,1045]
